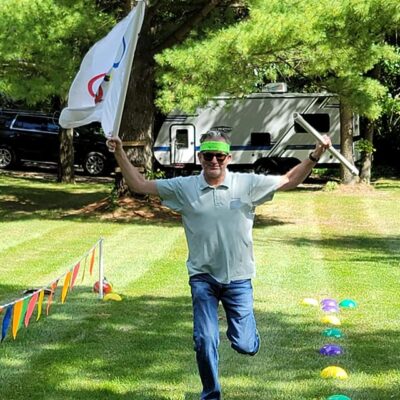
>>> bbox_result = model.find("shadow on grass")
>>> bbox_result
[0,185,107,215]
[0,173,109,217]
[0,175,291,229]
[279,235,400,264]
[374,180,400,190]
[0,176,182,227]
[0,285,399,399]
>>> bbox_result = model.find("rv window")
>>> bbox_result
[176,129,189,148]
[251,132,271,146]
[294,113,330,133]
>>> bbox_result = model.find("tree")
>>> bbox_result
[116,0,247,193]
[371,45,400,176]
[2,0,398,186]
[156,0,400,184]
[0,0,116,182]
[0,0,246,185]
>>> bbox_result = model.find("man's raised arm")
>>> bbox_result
[106,137,159,195]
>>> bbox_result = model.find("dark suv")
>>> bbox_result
[0,111,115,176]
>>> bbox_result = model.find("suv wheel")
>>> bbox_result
[83,152,106,176]
[0,146,16,168]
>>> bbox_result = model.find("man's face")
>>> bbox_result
[198,140,231,181]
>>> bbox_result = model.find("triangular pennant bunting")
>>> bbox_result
[18,297,30,331]
[89,248,96,276]
[71,262,81,289]
[1,239,102,342]
[81,256,88,283]
[61,271,72,304]
[1,306,13,342]
[24,292,39,328]
[36,290,45,321]
[12,300,23,339]
[47,281,59,316]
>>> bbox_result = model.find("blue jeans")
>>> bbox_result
[189,274,260,400]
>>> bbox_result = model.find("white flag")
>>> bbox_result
[59,1,145,136]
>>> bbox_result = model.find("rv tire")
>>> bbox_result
[254,157,301,175]
[254,159,281,175]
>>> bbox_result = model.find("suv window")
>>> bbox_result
[13,116,59,133]
[47,122,59,133]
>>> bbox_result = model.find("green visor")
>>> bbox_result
[200,141,230,153]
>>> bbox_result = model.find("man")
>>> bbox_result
[106,130,331,399]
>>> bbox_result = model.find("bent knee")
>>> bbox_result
[231,336,259,356]
[193,333,219,353]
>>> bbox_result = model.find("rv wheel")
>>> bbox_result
[254,159,280,175]
[280,158,301,173]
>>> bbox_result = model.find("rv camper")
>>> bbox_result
[153,90,360,175]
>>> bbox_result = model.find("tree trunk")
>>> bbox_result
[115,14,156,196]
[58,128,75,183]
[359,119,374,184]
[112,1,231,197]
[340,100,358,184]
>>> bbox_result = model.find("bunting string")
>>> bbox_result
[0,239,103,342]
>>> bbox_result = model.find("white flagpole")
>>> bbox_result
[293,113,359,176]
[111,0,145,138]
[98,238,104,299]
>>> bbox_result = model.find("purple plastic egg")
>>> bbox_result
[319,344,343,356]
[321,298,338,307]
[322,305,340,313]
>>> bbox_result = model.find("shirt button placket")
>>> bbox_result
[214,188,223,207]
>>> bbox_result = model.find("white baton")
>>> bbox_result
[293,113,359,176]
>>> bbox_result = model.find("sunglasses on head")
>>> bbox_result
[201,152,228,162]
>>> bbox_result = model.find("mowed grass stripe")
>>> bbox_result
[101,223,186,293]
[0,220,66,253]
[254,191,331,302]
[0,221,114,287]
[316,190,400,309]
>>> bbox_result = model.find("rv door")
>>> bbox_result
[170,125,195,165]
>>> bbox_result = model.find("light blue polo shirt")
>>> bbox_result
[156,171,281,284]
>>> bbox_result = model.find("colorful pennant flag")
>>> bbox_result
[36,290,45,321]
[81,255,88,283]
[24,292,39,328]
[18,297,30,332]
[89,248,96,276]
[61,271,72,304]
[47,281,59,316]
[71,262,81,289]
[12,300,24,339]
[1,306,12,342]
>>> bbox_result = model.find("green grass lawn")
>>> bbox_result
[0,172,399,399]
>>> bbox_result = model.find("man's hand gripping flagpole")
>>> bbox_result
[293,113,359,176]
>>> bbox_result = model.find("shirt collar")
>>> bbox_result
[199,169,231,190]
